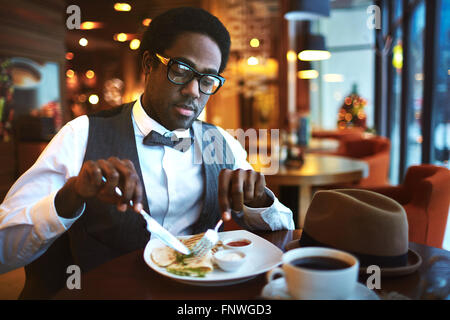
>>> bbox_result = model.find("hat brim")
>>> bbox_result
[359,248,422,277]
[285,240,422,277]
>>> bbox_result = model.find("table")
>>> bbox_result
[258,154,369,228]
[306,138,339,153]
[53,230,450,300]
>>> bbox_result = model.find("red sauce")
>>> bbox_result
[227,240,251,247]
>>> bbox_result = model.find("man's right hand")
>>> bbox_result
[55,157,143,219]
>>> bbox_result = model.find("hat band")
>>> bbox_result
[299,231,408,268]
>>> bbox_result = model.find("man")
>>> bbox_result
[0,7,294,298]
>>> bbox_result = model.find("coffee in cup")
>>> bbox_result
[267,247,359,300]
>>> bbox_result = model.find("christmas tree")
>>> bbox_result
[337,84,367,129]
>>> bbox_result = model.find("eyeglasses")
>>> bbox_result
[155,53,225,95]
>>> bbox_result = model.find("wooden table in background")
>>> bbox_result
[306,138,339,153]
[53,230,450,300]
[258,154,369,228]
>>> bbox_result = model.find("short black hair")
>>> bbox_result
[140,7,231,73]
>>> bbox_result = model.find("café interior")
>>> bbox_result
[0,0,449,300]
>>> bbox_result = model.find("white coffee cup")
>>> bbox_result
[267,247,360,300]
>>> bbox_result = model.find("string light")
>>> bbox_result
[250,38,260,48]
[114,3,131,11]
[129,39,140,50]
[114,33,128,42]
[247,56,259,65]
[66,69,75,78]
[65,52,74,60]
[286,50,297,62]
[85,70,95,79]
[80,21,103,30]
[89,94,99,104]
[79,38,88,47]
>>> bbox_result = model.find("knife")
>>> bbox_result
[101,176,191,255]
[139,210,191,255]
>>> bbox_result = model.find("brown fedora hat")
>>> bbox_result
[286,189,422,277]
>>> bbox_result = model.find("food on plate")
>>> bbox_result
[150,247,177,267]
[151,233,223,277]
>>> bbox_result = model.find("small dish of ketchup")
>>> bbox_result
[223,237,253,253]
[226,240,251,247]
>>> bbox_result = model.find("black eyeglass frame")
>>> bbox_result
[154,53,225,95]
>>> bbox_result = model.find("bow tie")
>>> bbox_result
[143,130,193,152]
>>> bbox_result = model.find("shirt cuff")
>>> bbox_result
[28,191,71,241]
[239,188,276,230]
[242,187,275,215]
[57,203,86,230]
[46,191,85,231]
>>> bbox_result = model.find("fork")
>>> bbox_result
[191,219,223,257]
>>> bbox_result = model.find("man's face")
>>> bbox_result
[142,32,222,131]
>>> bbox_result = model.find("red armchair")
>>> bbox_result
[360,165,450,248]
[337,136,391,187]
[312,128,364,141]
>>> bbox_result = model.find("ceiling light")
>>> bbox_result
[298,70,319,79]
[298,34,330,61]
[323,74,344,82]
[284,0,330,21]
[114,3,131,12]
[297,61,318,79]
[299,50,331,61]
[142,18,152,26]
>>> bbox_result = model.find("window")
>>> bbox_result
[309,4,375,131]
[388,0,404,184]
[431,0,450,167]
[404,1,425,171]
[383,0,448,184]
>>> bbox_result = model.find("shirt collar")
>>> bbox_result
[132,94,191,139]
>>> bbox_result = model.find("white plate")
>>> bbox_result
[143,230,283,286]
[261,278,380,300]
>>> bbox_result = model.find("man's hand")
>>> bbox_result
[218,168,273,221]
[55,157,143,218]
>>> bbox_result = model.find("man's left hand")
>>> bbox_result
[218,169,273,221]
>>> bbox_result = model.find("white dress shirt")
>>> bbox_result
[0,97,294,273]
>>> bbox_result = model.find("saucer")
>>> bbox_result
[261,278,380,300]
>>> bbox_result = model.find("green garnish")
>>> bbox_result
[175,252,195,265]
[166,267,207,277]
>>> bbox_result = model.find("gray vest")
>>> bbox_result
[20,102,235,299]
